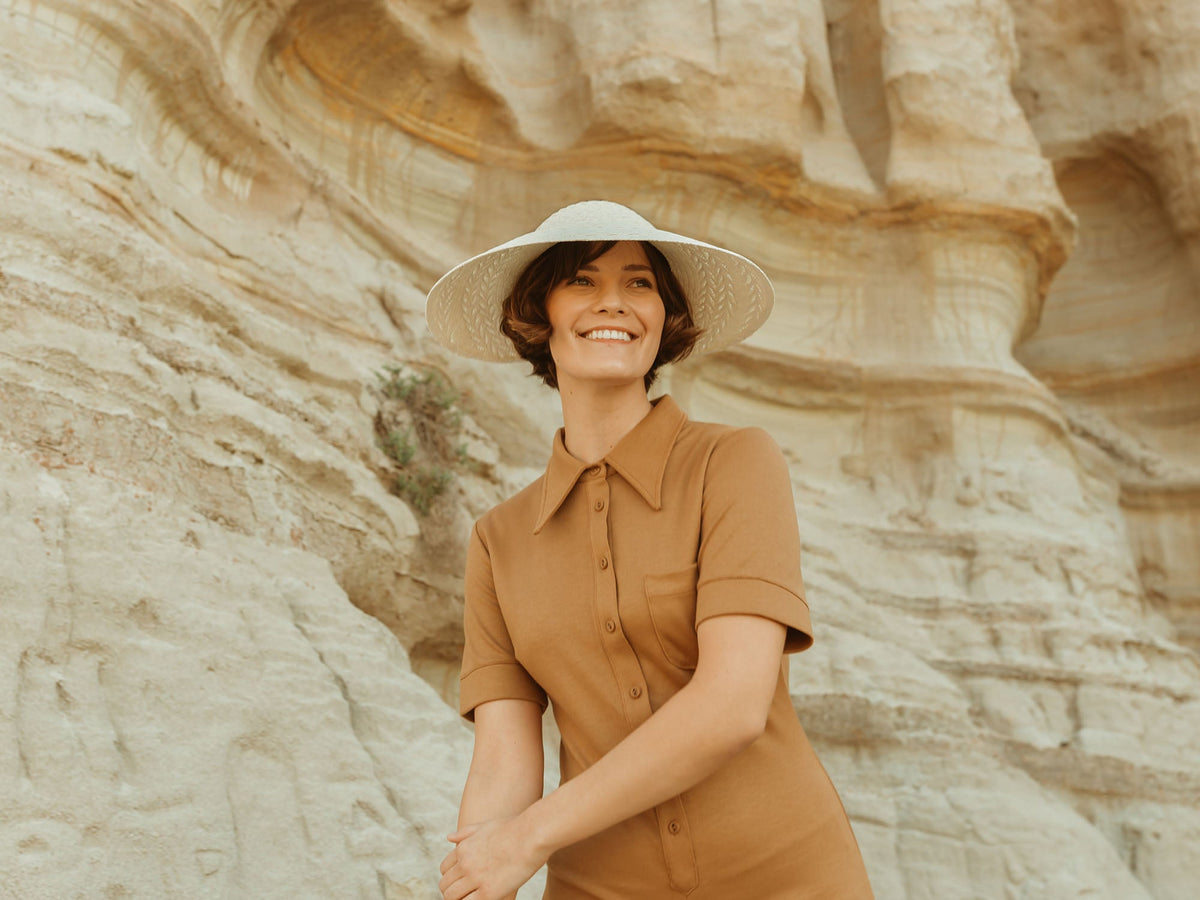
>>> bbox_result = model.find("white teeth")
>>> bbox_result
[582,329,633,342]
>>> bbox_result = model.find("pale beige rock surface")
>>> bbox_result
[1,1,1197,898]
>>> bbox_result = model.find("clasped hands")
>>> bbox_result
[438,815,546,900]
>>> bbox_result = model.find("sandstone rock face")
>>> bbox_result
[1,1,1196,899]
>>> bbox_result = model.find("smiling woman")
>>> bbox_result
[424,202,874,900]
[499,239,698,394]
[545,242,667,395]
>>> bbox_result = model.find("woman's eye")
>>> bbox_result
[631,278,654,289]
[567,275,591,286]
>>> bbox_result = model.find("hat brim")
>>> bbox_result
[424,201,774,363]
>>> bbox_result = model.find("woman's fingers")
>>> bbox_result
[439,849,456,875]
[440,872,481,900]
[438,866,468,900]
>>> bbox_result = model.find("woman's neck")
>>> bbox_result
[557,380,654,464]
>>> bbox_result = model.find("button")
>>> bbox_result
[668,820,681,835]
[587,465,602,476]
[599,556,609,570]
[604,619,616,633]
[629,685,642,698]
[594,499,605,512]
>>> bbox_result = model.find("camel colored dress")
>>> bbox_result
[459,395,874,899]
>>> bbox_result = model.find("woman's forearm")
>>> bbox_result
[456,698,545,830]
[518,670,761,859]
[445,700,545,900]
[512,613,785,861]
[458,756,544,830]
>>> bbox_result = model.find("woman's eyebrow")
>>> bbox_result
[577,264,653,272]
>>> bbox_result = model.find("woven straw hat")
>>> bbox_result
[424,200,774,362]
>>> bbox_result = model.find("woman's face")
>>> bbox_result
[544,241,666,393]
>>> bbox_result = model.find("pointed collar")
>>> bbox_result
[533,394,688,534]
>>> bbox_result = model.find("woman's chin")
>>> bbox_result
[558,369,651,393]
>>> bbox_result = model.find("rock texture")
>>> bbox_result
[1,1,1197,898]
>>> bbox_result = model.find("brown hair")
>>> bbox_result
[500,240,702,390]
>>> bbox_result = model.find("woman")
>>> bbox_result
[426,201,873,900]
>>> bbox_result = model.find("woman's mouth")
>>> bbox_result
[580,329,635,342]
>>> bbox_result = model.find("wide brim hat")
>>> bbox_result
[424,200,774,362]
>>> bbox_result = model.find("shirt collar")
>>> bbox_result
[533,394,688,534]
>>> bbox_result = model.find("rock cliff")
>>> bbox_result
[1,1,1196,898]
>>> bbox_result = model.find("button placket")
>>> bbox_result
[584,471,651,727]
[658,797,698,892]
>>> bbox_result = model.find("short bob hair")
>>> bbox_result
[500,240,702,390]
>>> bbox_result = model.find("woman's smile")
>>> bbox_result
[579,328,635,342]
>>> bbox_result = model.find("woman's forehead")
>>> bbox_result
[577,240,651,269]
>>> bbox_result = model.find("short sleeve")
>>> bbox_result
[695,427,813,653]
[459,520,549,721]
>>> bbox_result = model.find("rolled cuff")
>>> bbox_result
[459,662,549,721]
[696,577,814,653]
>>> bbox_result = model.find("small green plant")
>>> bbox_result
[376,366,463,421]
[394,467,455,516]
[373,366,470,516]
[377,428,416,466]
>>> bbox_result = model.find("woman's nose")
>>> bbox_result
[592,283,628,314]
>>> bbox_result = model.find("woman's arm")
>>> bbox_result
[446,698,544,900]
[458,698,545,829]
[438,612,786,900]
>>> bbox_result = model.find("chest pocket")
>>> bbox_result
[643,563,699,670]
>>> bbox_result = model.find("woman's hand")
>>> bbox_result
[437,815,545,900]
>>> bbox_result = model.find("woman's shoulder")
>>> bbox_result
[676,417,783,463]
[473,471,545,540]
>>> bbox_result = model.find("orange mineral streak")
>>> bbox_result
[273,0,519,158]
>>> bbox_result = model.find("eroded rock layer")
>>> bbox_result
[1,1,1197,898]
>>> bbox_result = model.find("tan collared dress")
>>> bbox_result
[459,395,874,899]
